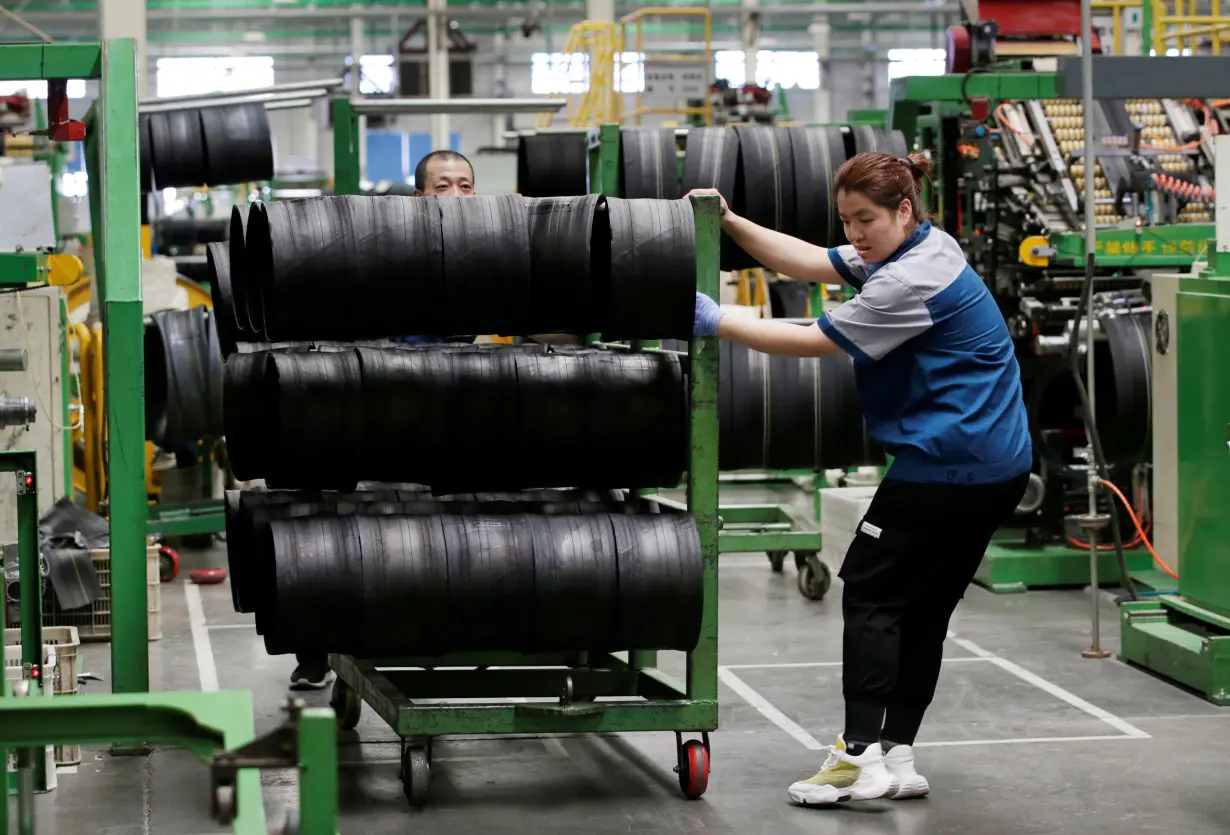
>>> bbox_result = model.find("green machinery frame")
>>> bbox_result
[0,41,340,835]
[327,122,721,802]
[883,71,1207,594]
[1119,248,1230,706]
[586,122,829,599]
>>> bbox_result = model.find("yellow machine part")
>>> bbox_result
[1019,235,1050,267]
[47,254,84,287]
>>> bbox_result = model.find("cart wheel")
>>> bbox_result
[766,551,787,573]
[677,739,710,800]
[329,678,361,731]
[158,546,180,583]
[796,554,831,601]
[401,745,431,808]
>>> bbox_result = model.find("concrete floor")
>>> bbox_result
[30,484,1230,834]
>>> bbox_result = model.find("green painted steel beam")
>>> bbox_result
[975,541,1152,594]
[296,709,339,835]
[892,72,1063,103]
[0,44,101,81]
[88,38,149,695]
[1120,602,1230,705]
[331,97,360,196]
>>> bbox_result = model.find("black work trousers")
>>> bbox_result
[839,471,1030,746]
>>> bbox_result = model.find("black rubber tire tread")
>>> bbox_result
[727,126,794,269]
[602,197,695,340]
[524,195,602,334]
[227,345,687,491]
[517,133,588,197]
[153,218,229,249]
[439,195,533,336]
[789,126,840,248]
[768,280,810,319]
[200,103,275,186]
[818,352,882,469]
[149,108,207,189]
[227,204,262,339]
[533,513,619,650]
[144,307,222,446]
[878,127,909,158]
[265,350,364,490]
[207,242,240,359]
[680,127,740,270]
[764,350,818,471]
[620,127,681,199]
[139,114,154,193]
[609,512,702,651]
[1096,311,1152,465]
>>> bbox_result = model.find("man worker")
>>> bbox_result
[288,149,477,691]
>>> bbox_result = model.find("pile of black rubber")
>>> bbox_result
[226,487,704,656]
[516,124,909,271]
[144,307,224,447]
[208,193,696,354]
[223,344,688,491]
[219,192,707,658]
[140,103,275,193]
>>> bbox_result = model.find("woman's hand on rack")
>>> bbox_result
[684,188,734,226]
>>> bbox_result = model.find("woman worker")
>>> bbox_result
[689,151,1032,805]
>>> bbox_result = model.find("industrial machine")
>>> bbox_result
[1118,134,1230,706]
[887,49,1225,593]
[0,41,340,835]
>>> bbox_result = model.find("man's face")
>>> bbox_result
[416,158,475,197]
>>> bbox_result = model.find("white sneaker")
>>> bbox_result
[787,736,898,806]
[883,744,930,799]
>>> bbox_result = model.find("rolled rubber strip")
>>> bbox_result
[207,242,240,358]
[524,194,603,334]
[149,109,208,189]
[789,126,840,247]
[850,125,879,155]
[226,345,688,491]
[620,127,682,199]
[680,127,741,269]
[200,103,275,186]
[602,196,696,340]
[153,218,229,249]
[227,204,262,339]
[144,307,221,446]
[256,510,703,656]
[439,194,533,336]
[727,126,795,270]
[139,114,153,193]
[817,351,882,469]
[517,133,589,197]
[1097,311,1152,465]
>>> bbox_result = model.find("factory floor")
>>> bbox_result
[32,484,1230,835]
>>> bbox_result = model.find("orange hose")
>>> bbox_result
[1095,478,1178,580]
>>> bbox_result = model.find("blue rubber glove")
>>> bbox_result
[694,292,725,337]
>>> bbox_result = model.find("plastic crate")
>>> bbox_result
[38,546,161,642]
[5,627,80,768]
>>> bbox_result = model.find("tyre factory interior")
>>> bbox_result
[0,0,1229,833]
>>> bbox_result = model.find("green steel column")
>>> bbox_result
[296,708,340,835]
[1141,0,1154,55]
[96,38,150,693]
[331,97,361,196]
[686,194,721,703]
[60,297,72,494]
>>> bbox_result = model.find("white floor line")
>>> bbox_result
[206,623,255,631]
[914,734,1147,749]
[948,633,1150,739]
[722,657,989,671]
[717,667,825,751]
[184,581,219,692]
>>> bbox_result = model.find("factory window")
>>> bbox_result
[346,54,397,95]
[0,79,87,99]
[886,48,946,80]
[713,51,821,90]
[530,52,645,95]
[155,56,275,99]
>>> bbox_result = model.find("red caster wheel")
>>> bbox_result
[675,734,710,800]
[158,546,181,583]
[190,568,227,585]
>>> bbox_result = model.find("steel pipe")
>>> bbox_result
[350,97,567,116]
[139,89,333,115]
[140,78,345,105]
[263,98,316,112]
